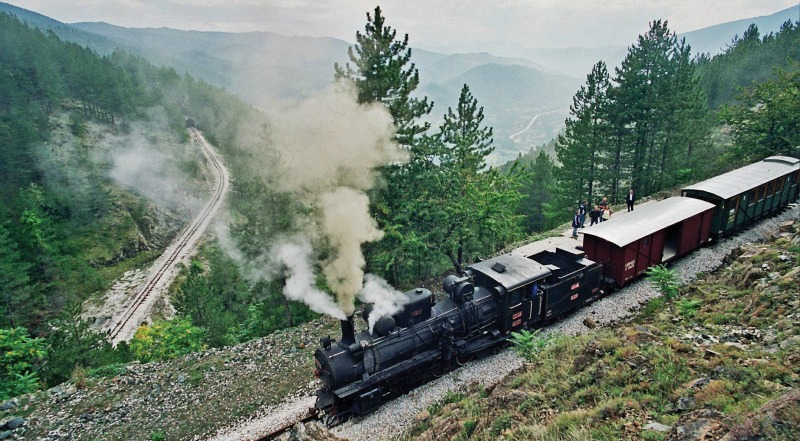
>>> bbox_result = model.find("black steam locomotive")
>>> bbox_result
[314,248,603,423]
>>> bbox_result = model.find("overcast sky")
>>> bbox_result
[8,1,800,50]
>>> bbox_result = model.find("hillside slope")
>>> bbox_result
[406,218,800,440]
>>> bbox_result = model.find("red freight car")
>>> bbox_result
[582,197,715,287]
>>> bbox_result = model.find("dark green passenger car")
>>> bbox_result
[681,156,800,238]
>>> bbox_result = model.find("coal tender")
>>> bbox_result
[313,248,604,423]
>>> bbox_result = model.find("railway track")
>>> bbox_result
[257,409,319,440]
[108,127,229,344]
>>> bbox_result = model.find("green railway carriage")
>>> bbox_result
[681,156,800,238]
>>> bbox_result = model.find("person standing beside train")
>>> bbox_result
[627,188,635,212]
[571,210,581,238]
[598,197,611,222]
[578,200,587,228]
[588,205,602,226]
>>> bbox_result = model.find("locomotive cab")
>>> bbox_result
[467,253,551,335]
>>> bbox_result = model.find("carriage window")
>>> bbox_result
[767,181,775,196]
[749,189,757,205]
[776,177,785,193]
[758,184,767,201]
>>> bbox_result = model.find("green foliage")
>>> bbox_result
[173,245,318,348]
[554,61,611,214]
[0,326,47,400]
[339,8,524,283]
[517,150,559,233]
[676,298,702,318]
[129,316,207,363]
[422,84,524,273]
[0,224,33,328]
[645,264,680,300]
[490,412,513,436]
[68,112,87,137]
[720,62,800,162]
[509,328,553,361]
[698,20,800,109]
[334,6,432,146]
[442,390,467,405]
[457,420,478,440]
[43,301,131,386]
[550,19,712,220]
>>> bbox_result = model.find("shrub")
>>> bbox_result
[490,412,513,436]
[458,420,477,440]
[676,298,702,318]
[510,329,553,361]
[0,327,47,400]
[645,265,680,299]
[130,316,206,362]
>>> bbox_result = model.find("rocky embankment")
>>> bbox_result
[0,320,339,440]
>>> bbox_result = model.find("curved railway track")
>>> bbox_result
[108,128,229,344]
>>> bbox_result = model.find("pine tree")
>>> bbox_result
[429,85,522,273]
[335,6,432,147]
[335,6,434,283]
[607,20,710,199]
[612,20,677,198]
[0,225,32,328]
[555,61,611,212]
[519,151,556,233]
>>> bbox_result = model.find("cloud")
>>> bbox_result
[16,0,798,49]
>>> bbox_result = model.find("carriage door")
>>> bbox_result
[498,284,537,334]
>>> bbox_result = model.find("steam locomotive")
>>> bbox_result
[313,156,800,423]
[314,247,605,423]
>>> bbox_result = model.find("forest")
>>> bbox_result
[1,8,799,401]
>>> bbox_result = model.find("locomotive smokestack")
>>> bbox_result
[340,315,356,346]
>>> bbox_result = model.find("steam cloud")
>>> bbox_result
[272,238,347,320]
[233,80,409,320]
[358,274,410,333]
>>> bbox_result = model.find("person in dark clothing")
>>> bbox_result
[598,197,611,222]
[588,205,602,226]
[571,210,581,238]
[627,189,635,212]
[578,200,587,228]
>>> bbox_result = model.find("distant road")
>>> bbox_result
[107,128,229,344]
[509,108,568,142]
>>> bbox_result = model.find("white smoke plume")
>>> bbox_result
[271,237,347,320]
[358,274,410,333]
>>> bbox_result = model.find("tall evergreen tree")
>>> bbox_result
[721,63,800,162]
[611,20,677,198]
[334,6,432,147]
[519,151,556,233]
[607,20,710,199]
[555,61,611,212]
[335,7,434,283]
[0,224,32,328]
[426,85,522,273]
